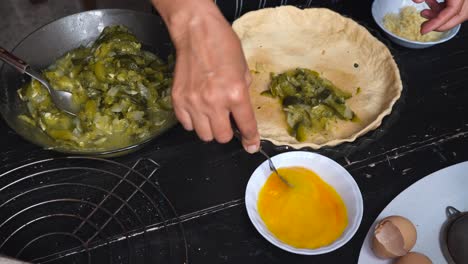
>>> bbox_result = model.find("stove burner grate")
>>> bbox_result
[0,157,187,264]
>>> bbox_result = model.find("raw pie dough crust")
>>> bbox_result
[232,6,402,149]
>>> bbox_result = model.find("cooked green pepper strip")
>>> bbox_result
[17,25,177,151]
[264,68,356,141]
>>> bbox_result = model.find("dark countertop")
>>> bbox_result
[1,0,468,263]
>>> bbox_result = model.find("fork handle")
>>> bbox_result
[0,46,28,74]
[230,116,265,153]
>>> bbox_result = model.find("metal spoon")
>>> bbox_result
[230,120,293,187]
[257,147,293,187]
[0,47,80,116]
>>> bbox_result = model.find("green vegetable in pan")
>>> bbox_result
[17,25,176,151]
[263,68,356,142]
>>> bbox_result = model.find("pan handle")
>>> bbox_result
[0,46,29,74]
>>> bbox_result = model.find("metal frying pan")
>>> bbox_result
[0,9,175,156]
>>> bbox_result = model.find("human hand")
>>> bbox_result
[413,0,468,34]
[152,0,260,153]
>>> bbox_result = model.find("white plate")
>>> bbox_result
[358,161,468,263]
[245,151,363,255]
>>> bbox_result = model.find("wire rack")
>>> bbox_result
[0,157,187,264]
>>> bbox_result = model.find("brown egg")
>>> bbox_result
[394,252,432,264]
[371,215,417,259]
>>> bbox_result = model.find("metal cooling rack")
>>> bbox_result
[0,157,187,264]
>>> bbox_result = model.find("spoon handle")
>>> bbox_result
[230,117,293,187]
[0,46,28,73]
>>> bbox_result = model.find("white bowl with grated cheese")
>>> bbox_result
[372,0,461,49]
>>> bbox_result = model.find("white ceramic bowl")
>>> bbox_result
[371,0,461,49]
[245,151,363,255]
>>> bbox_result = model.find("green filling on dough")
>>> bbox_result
[262,68,356,142]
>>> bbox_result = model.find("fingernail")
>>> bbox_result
[246,144,259,154]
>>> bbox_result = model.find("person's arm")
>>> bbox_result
[151,0,260,153]
[413,0,468,34]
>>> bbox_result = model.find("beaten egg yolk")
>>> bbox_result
[257,166,348,249]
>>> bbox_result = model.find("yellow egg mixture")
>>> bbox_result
[257,167,348,249]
